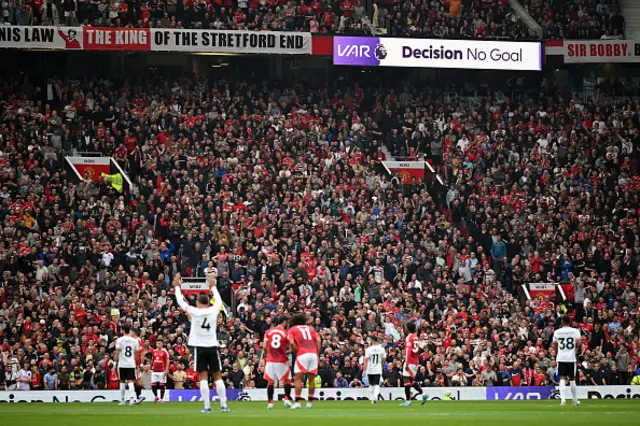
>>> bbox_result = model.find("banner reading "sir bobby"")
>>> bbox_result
[334,36,542,71]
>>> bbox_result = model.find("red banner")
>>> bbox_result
[83,28,151,51]
[66,157,111,181]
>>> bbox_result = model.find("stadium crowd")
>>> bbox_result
[2,0,629,41]
[0,0,540,40]
[380,0,534,40]
[0,67,640,392]
[523,0,625,40]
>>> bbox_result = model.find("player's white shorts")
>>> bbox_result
[151,372,167,384]
[402,363,418,378]
[264,362,291,383]
[294,353,318,375]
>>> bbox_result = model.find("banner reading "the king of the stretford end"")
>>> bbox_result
[0,26,312,55]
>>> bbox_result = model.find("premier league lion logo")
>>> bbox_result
[374,44,387,60]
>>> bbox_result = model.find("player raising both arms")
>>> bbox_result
[363,334,385,404]
[173,273,230,413]
[263,315,294,409]
[553,315,582,407]
[400,321,428,407]
[151,340,170,403]
[115,325,141,406]
[288,313,321,409]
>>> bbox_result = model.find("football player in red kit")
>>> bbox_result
[288,313,320,409]
[133,335,146,404]
[151,340,170,403]
[263,315,293,409]
[400,321,428,406]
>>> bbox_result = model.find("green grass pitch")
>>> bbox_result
[1,400,638,426]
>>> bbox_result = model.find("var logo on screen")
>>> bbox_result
[338,44,371,58]
[334,37,383,66]
[337,43,386,60]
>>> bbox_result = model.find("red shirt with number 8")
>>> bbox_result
[265,326,289,363]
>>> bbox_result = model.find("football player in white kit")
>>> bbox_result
[552,315,582,406]
[173,272,230,413]
[115,325,141,406]
[363,335,386,404]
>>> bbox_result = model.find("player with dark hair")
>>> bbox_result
[151,340,170,403]
[288,313,320,409]
[363,334,385,403]
[263,315,293,409]
[400,321,428,406]
[115,325,141,406]
[553,315,581,406]
[173,273,230,413]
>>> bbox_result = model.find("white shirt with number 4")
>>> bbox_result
[553,326,581,363]
[365,344,386,375]
[174,286,221,348]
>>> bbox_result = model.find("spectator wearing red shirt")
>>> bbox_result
[341,0,354,18]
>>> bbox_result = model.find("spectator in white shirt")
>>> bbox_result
[17,363,32,390]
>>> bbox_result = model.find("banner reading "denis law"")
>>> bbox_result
[0,26,312,55]
[334,36,542,71]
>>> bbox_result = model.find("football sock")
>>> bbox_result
[160,385,166,400]
[559,379,566,400]
[135,384,142,398]
[295,394,303,402]
[570,380,577,401]
[267,384,274,403]
[369,386,374,401]
[412,382,423,394]
[127,382,135,401]
[215,379,227,408]
[284,383,292,400]
[374,385,380,401]
[151,384,158,397]
[120,383,126,402]
[200,380,211,410]
[404,385,411,401]
[308,390,315,402]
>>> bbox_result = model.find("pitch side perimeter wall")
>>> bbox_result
[0,386,638,403]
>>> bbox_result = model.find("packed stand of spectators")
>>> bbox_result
[1,69,640,392]
[523,0,625,40]
[0,0,537,40]
[0,0,375,34]
[376,0,534,40]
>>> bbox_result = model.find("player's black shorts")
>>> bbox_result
[558,362,576,379]
[118,367,136,381]
[368,374,381,386]
[194,346,222,374]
